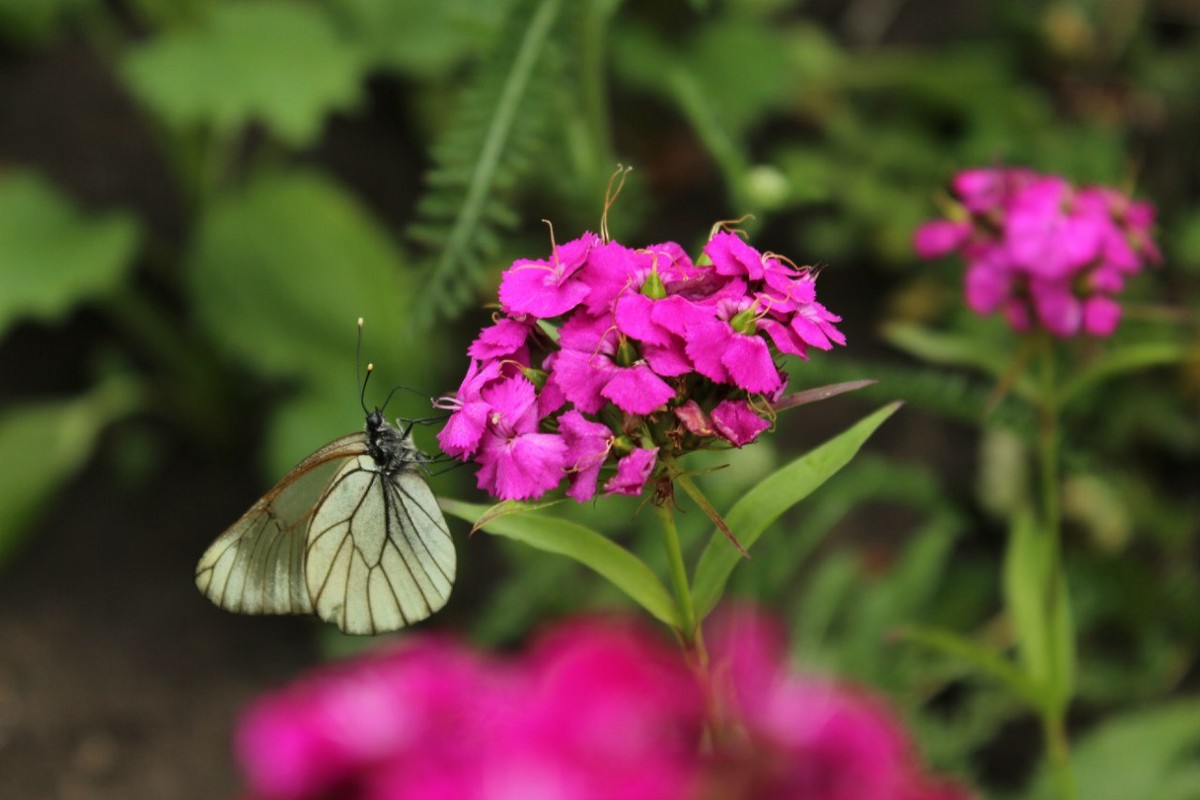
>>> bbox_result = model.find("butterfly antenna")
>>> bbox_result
[360,363,375,416]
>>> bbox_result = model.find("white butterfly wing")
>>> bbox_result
[195,435,367,616]
[306,455,455,635]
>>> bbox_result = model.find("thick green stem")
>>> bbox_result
[656,501,697,645]
[1035,336,1077,800]
[1043,709,1078,800]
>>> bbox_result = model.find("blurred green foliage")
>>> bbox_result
[0,1,1197,797]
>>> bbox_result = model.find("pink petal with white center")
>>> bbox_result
[721,333,782,394]
[601,364,675,415]
[684,319,733,383]
[481,374,540,434]
[604,447,658,496]
[711,400,771,447]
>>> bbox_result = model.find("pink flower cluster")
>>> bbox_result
[236,611,971,800]
[914,167,1159,337]
[437,230,845,500]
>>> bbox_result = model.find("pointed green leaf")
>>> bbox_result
[692,402,901,619]
[896,625,1044,707]
[440,498,679,627]
[1003,510,1050,688]
[0,172,140,337]
[1059,341,1192,408]
[122,2,365,146]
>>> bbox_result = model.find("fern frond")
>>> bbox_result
[407,0,567,328]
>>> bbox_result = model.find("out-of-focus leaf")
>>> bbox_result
[1003,509,1075,711]
[0,172,140,337]
[882,321,1024,388]
[333,0,513,78]
[0,376,142,567]
[692,402,901,619]
[122,1,365,146]
[1030,697,1200,800]
[897,626,1043,707]
[440,498,679,628]
[186,169,417,381]
[0,0,98,44]
[1059,341,1192,407]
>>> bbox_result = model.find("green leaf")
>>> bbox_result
[121,1,365,146]
[334,0,514,78]
[1059,341,1193,408]
[440,498,679,627]
[896,625,1044,707]
[882,321,1022,385]
[692,402,901,619]
[1030,697,1200,800]
[0,172,140,337]
[407,0,565,326]
[0,376,142,567]
[1003,509,1075,711]
[186,169,422,382]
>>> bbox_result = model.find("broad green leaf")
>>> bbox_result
[0,376,142,567]
[0,172,140,336]
[1003,510,1050,692]
[1059,341,1193,408]
[122,1,365,146]
[440,498,679,628]
[186,169,425,382]
[692,402,901,619]
[334,0,513,78]
[1003,509,1075,710]
[896,625,1044,707]
[1030,697,1200,800]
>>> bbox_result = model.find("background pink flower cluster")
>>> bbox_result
[437,230,845,501]
[236,611,970,800]
[914,167,1159,337]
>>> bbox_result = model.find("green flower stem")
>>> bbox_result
[656,501,698,645]
[1035,335,1077,800]
[1044,707,1078,800]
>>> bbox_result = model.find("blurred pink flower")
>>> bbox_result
[914,167,1158,337]
[236,612,972,800]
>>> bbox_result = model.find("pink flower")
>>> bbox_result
[434,359,505,458]
[473,375,568,500]
[605,447,659,496]
[443,224,845,502]
[917,166,1158,338]
[560,410,613,502]
[711,399,771,446]
[499,232,598,318]
[235,612,973,800]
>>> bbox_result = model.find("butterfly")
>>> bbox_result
[196,397,455,635]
